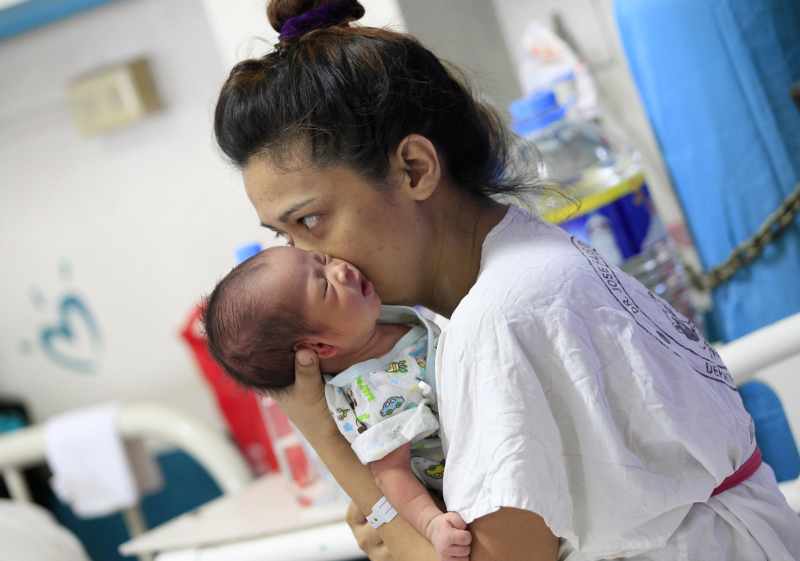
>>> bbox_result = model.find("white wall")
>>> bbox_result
[0,0,407,427]
[398,0,520,115]
[0,0,268,427]
[202,0,406,69]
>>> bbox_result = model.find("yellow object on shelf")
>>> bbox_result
[542,171,646,224]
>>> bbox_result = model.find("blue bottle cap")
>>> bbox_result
[509,90,559,120]
[234,242,263,265]
[509,90,566,136]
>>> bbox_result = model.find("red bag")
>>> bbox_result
[180,305,279,475]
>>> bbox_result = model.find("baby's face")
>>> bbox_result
[260,246,381,351]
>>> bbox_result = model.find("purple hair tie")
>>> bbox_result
[279,0,356,41]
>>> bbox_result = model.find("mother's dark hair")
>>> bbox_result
[214,0,529,199]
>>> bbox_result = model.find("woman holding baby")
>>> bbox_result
[211,1,800,560]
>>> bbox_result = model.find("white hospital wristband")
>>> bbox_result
[367,496,398,528]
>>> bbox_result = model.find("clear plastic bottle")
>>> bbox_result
[516,20,598,120]
[509,90,699,328]
[260,395,346,507]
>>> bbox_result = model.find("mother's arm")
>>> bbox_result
[350,502,559,561]
[281,352,559,561]
[470,508,559,561]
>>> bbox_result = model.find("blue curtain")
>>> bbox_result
[614,0,800,342]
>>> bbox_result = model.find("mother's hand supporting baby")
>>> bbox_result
[271,350,336,439]
[344,487,450,561]
[347,500,393,561]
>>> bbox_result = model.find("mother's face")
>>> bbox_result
[243,157,429,305]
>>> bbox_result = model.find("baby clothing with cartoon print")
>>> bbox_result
[324,305,445,491]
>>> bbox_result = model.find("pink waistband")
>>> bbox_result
[711,447,762,497]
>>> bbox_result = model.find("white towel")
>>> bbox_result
[44,403,163,518]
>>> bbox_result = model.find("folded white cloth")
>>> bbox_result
[44,403,163,518]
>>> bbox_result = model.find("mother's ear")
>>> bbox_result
[392,134,442,202]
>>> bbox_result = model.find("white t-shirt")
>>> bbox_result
[435,205,799,560]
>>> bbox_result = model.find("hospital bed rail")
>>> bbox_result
[0,401,253,561]
[716,311,800,386]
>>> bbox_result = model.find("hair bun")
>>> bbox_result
[267,0,365,37]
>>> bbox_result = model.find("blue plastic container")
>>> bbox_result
[509,91,567,137]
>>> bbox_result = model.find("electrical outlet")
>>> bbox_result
[66,57,161,136]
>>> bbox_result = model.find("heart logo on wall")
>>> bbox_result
[39,294,102,374]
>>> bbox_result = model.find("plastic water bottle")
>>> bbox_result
[262,395,348,507]
[509,90,698,327]
[516,20,598,119]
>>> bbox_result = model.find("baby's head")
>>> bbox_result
[203,246,380,392]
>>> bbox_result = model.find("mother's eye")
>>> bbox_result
[300,215,320,230]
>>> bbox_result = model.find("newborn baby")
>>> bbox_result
[203,246,471,561]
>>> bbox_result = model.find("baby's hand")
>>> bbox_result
[426,511,472,561]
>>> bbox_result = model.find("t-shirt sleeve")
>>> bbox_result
[351,402,439,464]
[438,313,576,542]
